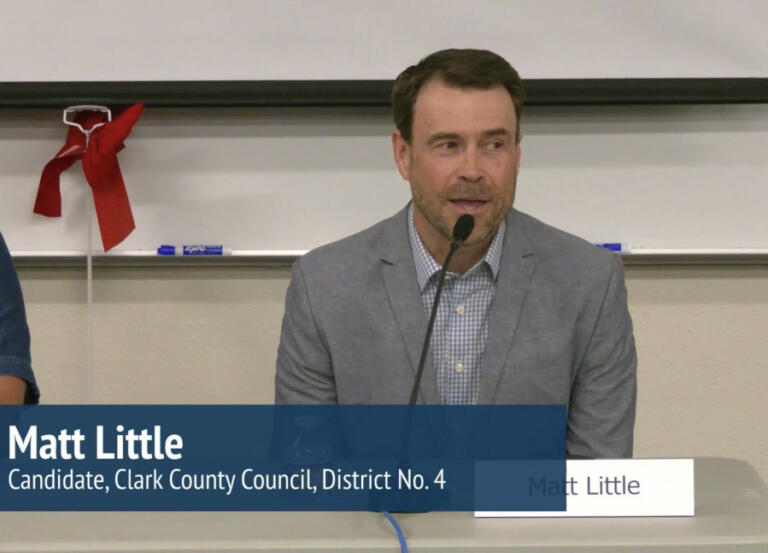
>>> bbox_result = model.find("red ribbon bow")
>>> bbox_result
[34,103,144,252]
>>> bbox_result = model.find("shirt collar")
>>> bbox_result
[407,203,505,291]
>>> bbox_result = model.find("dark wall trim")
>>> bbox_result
[12,252,768,269]
[1,79,767,108]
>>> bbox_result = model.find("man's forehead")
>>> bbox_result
[412,80,517,136]
[414,78,512,104]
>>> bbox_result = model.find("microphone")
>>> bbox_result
[451,214,474,245]
[408,214,474,405]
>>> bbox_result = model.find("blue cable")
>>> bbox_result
[381,511,408,553]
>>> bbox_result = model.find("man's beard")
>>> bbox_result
[412,181,514,246]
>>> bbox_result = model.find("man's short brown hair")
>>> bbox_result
[392,48,525,144]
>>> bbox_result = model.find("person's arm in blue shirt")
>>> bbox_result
[0,231,39,404]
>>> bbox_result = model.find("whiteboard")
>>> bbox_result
[2,103,767,254]
[2,0,767,255]
[1,0,767,81]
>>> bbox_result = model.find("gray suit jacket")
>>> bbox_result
[275,206,637,458]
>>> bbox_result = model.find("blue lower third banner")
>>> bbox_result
[0,405,565,511]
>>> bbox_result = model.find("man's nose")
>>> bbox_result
[458,147,483,181]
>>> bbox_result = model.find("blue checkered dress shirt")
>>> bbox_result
[407,205,505,404]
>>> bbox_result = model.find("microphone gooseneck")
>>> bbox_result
[408,214,475,405]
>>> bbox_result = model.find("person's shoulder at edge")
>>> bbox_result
[0,231,40,404]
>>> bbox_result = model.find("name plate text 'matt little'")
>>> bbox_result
[476,459,694,518]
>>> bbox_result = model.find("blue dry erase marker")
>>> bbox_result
[594,243,631,253]
[157,245,232,256]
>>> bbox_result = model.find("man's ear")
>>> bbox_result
[392,130,411,181]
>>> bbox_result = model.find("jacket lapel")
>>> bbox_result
[478,208,536,403]
[378,207,440,404]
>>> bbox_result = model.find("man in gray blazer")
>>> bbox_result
[275,49,636,459]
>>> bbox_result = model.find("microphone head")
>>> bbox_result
[452,214,475,244]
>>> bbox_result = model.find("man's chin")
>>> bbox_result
[419,208,500,245]
[460,218,501,247]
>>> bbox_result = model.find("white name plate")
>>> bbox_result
[476,458,694,517]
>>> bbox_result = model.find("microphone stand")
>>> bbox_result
[409,213,474,405]
[409,241,461,405]
[378,215,473,512]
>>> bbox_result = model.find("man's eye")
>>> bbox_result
[486,140,505,150]
[437,141,457,150]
